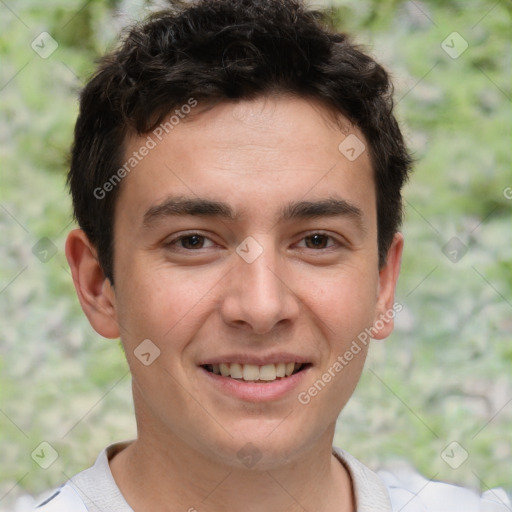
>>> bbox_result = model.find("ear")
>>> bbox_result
[372,232,404,340]
[65,228,120,339]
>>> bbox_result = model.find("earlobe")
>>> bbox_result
[65,228,120,339]
[372,232,404,340]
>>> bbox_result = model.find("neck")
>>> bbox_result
[110,426,354,512]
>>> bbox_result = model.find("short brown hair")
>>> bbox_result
[68,0,413,283]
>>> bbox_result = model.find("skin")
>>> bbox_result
[66,94,403,512]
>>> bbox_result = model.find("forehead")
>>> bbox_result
[115,95,375,228]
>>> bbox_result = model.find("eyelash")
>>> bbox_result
[164,231,343,252]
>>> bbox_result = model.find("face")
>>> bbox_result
[69,95,402,469]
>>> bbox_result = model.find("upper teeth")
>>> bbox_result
[209,362,302,381]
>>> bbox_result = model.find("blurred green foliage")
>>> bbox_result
[1,0,510,508]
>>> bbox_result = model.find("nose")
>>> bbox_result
[220,239,300,335]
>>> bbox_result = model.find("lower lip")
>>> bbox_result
[199,366,311,403]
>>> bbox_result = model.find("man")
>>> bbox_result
[34,0,510,510]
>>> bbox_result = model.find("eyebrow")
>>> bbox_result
[143,196,236,228]
[281,198,363,223]
[142,195,364,229]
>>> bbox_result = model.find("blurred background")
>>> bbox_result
[1,0,511,509]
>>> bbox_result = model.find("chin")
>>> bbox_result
[201,420,323,471]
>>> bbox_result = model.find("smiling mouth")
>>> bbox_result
[201,362,310,383]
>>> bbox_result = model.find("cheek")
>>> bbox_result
[114,258,223,345]
[299,265,379,339]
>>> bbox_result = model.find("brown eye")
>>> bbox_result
[179,235,206,249]
[304,234,330,249]
[165,233,216,250]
